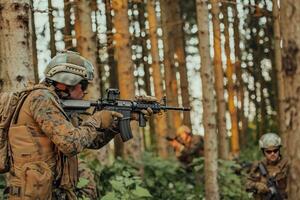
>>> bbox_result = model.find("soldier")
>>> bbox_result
[167,125,204,165]
[246,133,288,200]
[5,51,155,200]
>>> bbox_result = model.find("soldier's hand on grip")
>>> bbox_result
[132,95,157,121]
[92,110,123,129]
[255,182,269,194]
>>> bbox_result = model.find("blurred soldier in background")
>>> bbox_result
[167,125,204,165]
[5,51,155,200]
[246,133,288,200]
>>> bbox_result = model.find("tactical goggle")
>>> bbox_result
[264,149,279,154]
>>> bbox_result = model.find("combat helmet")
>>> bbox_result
[176,125,192,136]
[259,133,282,149]
[44,51,94,86]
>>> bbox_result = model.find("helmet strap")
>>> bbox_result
[54,82,71,99]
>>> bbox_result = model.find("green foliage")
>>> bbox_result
[98,157,151,200]
[141,153,202,200]
[89,152,252,200]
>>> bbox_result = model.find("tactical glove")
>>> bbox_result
[90,110,123,129]
[255,182,269,194]
[132,95,158,121]
[135,95,158,102]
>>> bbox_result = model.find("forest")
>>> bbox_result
[0,0,299,199]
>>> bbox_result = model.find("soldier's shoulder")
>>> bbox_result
[27,84,57,101]
[192,135,204,143]
[278,157,289,169]
[249,160,262,173]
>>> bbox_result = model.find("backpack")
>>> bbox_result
[0,91,30,173]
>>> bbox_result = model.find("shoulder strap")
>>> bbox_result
[257,162,269,177]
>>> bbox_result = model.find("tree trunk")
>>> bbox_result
[281,0,300,198]
[104,0,123,158]
[112,0,142,160]
[210,0,228,159]
[63,0,73,50]
[48,0,56,58]
[172,0,192,129]
[272,0,285,136]
[31,0,39,83]
[74,0,108,163]
[232,0,247,148]
[74,0,101,99]
[91,0,105,96]
[137,1,156,151]
[222,3,238,158]
[0,0,35,92]
[196,0,220,199]
[159,0,182,137]
[146,0,169,157]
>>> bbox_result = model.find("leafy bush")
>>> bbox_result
[97,157,152,200]
[90,152,251,200]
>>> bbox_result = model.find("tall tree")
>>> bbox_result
[74,0,108,163]
[104,0,123,158]
[222,3,239,157]
[159,0,182,137]
[63,0,73,50]
[281,0,300,198]
[0,0,36,92]
[146,0,169,157]
[112,0,142,160]
[48,0,56,57]
[231,0,247,147]
[172,0,192,129]
[31,0,39,82]
[74,0,101,99]
[196,0,220,199]
[210,0,228,158]
[272,0,284,136]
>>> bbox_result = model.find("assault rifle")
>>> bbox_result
[258,163,283,200]
[61,89,190,142]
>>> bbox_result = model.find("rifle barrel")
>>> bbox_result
[162,106,191,111]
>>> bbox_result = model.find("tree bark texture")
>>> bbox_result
[48,0,56,58]
[0,0,35,92]
[159,0,182,137]
[171,0,192,129]
[74,0,101,99]
[112,0,142,160]
[222,4,237,158]
[280,0,300,198]
[63,0,73,50]
[74,0,108,163]
[196,0,220,199]
[30,0,38,83]
[104,0,123,158]
[147,0,169,157]
[210,0,228,158]
[272,0,285,136]
[232,0,247,148]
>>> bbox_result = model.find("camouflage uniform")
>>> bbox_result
[7,84,117,199]
[246,133,288,200]
[246,157,288,200]
[175,135,204,165]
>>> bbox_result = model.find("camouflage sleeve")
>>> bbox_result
[29,89,98,156]
[245,162,260,192]
[86,128,118,149]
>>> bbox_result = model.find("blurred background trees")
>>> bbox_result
[0,0,299,199]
